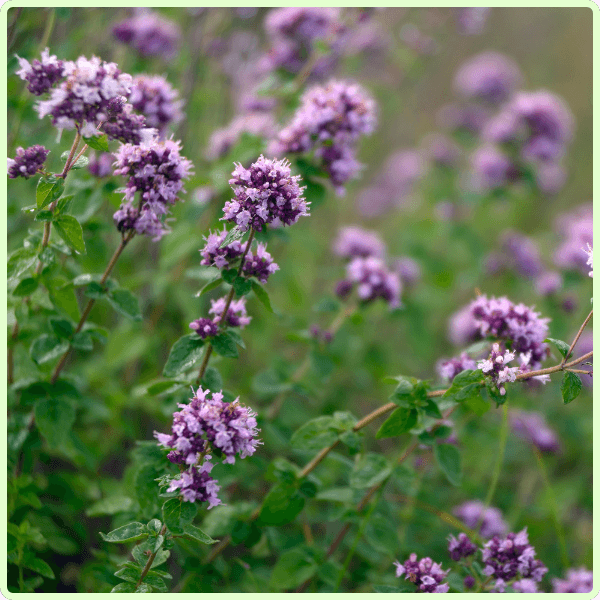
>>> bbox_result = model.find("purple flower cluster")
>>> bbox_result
[271,80,376,193]
[509,410,560,454]
[447,305,480,347]
[205,113,275,160]
[102,102,154,145]
[209,296,251,329]
[447,533,477,561]
[223,155,309,232]
[200,229,245,270]
[453,500,508,539]
[552,567,593,593]
[113,138,193,240]
[394,554,450,593]
[332,226,386,260]
[189,318,219,340]
[7,145,49,178]
[469,144,519,191]
[585,244,593,277]
[15,48,64,95]
[129,75,184,135]
[337,256,402,309]
[166,461,221,507]
[534,271,563,297]
[393,257,422,289]
[155,386,261,466]
[481,528,548,592]
[437,352,477,383]
[262,8,341,74]
[34,54,134,138]
[470,295,550,369]
[242,243,280,283]
[454,52,522,105]
[553,204,593,275]
[477,343,519,396]
[112,10,180,60]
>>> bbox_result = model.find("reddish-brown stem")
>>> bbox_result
[561,309,593,366]
[61,131,82,177]
[194,230,255,385]
[50,232,134,384]
[136,524,168,590]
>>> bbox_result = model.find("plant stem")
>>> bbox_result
[61,131,82,177]
[197,349,593,566]
[533,446,570,569]
[136,524,168,590]
[475,402,509,533]
[194,230,255,385]
[561,309,593,366]
[50,231,134,384]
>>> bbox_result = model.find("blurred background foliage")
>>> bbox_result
[7,6,592,592]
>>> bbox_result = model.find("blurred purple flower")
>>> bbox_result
[552,567,593,593]
[332,226,386,260]
[534,271,563,297]
[553,204,593,275]
[454,52,522,104]
[455,7,491,35]
[88,152,114,178]
[206,113,274,161]
[500,230,543,278]
[393,257,422,288]
[112,9,180,60]
[453,500,508,539]
[509,410,560,454]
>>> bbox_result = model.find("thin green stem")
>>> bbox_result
[333,484,383,592]
[533,446,570,569]
[476,402,509,533]
[195,229,255,385]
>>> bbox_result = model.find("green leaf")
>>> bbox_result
[53,215,86,254]
[67,155,89,170]
[222,268,238,284]
[350,453,392,488]
[8,247,38,281]
[251,281,274,312]
[55,194,75,214]
[49,282,80,322]
[290,416,339,451]
[162,498,197,535]
[251,369,291,397]
[146,380,185,396]
[71,331,94,351]
[434,443,462,486]
[197,276,223,297]
[27,558,55,579]
[259,483,305,526]
[29,334,70,364]
[12,277,39,297]
[443,369,484,398]
[219,227,246,249]
[100,522,148,543]
[135,584,152,593]
[561,371,582,404]
[201,366,223,391]
[374,585,404,593]
[233,276,252,297]
[211,332,239,358]
[86,496,134,517]
[304,179,327,209]
[545,338,571,359]
[270,548,317,591]
[34,210,53,222]
[422,398,443,419]
[107,288,142,321]
[162,334,205,377]
[85,281,106,299]
[180,524,218,545]
[84,133,109,152]
[226,328,246,349]
[34,398,76,449]
[111,582,137,593]
[50,318,74,339]
[375,408,417,439]
[36,176,65,209]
